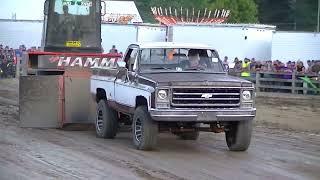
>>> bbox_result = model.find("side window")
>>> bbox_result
[124,48,138,71]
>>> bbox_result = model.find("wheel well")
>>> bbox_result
[136,96,148,108]
[96,88,107,102]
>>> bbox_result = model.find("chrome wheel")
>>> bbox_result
[134,117,142,142]
[96,109,104,132]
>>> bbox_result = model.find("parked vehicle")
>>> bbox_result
[91,42,256,151]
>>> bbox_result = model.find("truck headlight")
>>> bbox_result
[158,90,168,100]
[242,90,252,101]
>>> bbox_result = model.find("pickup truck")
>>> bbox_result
[90,42,256,151]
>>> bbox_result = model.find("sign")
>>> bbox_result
[65,41,82,47]
[102,14,135,24]
[42,55,122,69]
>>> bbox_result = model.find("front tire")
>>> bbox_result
[95,99,118,139]
[225,120,252,151]
[132,106,158,150]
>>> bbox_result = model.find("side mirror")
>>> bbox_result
[101,0,107,16]
[211,57,219,63]
[117,61,126,68]
[44,0,49,15]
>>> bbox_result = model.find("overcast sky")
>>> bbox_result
[0,0,45,20]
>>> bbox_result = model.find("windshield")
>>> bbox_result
[140,48,225,73]
[46,0,101,51]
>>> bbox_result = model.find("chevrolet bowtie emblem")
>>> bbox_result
[201,93,213,99]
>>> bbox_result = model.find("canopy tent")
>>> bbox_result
[102,1,143,24]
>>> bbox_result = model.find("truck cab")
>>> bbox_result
[43,0,103,53]
[91,42,256,151]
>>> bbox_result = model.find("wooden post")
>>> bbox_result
[291,71,296,94]
[303,78,308,95]
[255,72,260,92]
[21,52,28,76]
[16,56,20,78]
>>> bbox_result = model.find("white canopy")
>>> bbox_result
[102,1,143,24]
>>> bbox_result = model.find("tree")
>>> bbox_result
[256,0,295,30]
[133,0,154,23]
[295,0,318,31]
[256,0,318,31]
[206,0,258,23]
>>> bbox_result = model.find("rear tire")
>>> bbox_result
[225,120,252,151]
[95,99,118,139]
[132,106,158,151]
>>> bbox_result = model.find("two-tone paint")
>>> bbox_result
[90,42,256,123]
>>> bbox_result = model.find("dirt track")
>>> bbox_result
[1,79,320,180]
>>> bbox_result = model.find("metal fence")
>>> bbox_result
[232,72,320,95]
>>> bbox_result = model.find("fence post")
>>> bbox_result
[21,52,28,76]
[303,77,308,95]
[255,72,260,92]
[291,71,296,94]
[16,57,20,78]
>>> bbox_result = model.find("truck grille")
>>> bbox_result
[171,88,241,108]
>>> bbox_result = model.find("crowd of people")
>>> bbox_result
[224,56,320,77]
[0,44,43,78]
[0,44,17,78]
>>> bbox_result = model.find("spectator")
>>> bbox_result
[241,58,251,77]
[255,61,263,72]
[311,61,320,74]
[109,45,118,53]
[223,56,229,71]
[296,61,305,73]
[292,61,296,70]
[306,60,314,74]
[0,49,4,63]
[287,61,295,72]
[250,58,256,71]
[233,57,242,72]
[0,53,8,78]
[272,60,279,72]
[265,60,273,72]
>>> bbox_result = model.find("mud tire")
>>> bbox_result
[225,120,252,151]
[95,99,118,139]
[132,106,158,151]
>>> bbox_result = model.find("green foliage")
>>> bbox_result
[133,0,258,24]
[131,0,318,31]
[257,0,295,30]
[257,0,318,31]
[133,0,155,23]
[206,0,258,23]
[295,0,318,31]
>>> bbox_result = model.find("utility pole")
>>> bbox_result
[318,0,320,32]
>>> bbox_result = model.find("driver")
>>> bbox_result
[60,5,74,26]
[187,49,207,69]
[59,5,76,41]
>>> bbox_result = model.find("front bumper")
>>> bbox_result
[150,108,256,122]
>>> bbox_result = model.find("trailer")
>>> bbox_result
[167,24,275,61]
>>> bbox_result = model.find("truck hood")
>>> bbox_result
[140,72,251,87]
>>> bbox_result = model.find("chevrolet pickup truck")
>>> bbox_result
[90,42,256,151]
